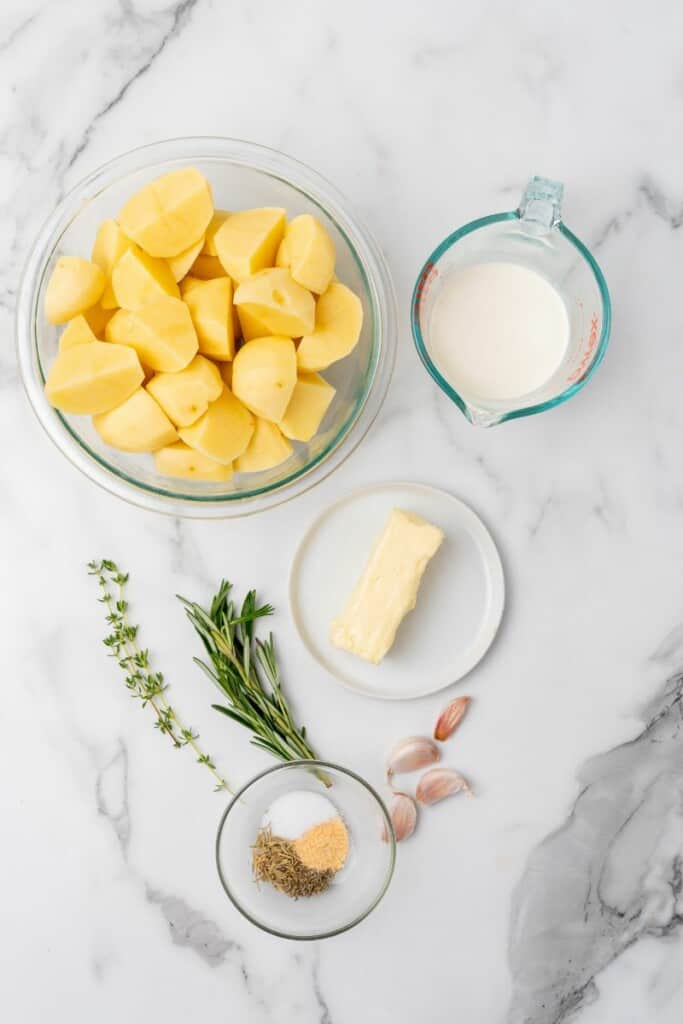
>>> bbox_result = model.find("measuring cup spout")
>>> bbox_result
[464,404,503,428]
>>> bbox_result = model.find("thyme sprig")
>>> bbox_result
[179,581,322,769]
[88,560,230,793]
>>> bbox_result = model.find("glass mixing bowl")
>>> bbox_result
[216,761,395,939]
[16,138,396,518]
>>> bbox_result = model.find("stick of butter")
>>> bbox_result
[330,508,444,664]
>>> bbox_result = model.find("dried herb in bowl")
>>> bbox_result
[252,827,333,899]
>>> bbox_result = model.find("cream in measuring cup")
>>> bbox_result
[429,261,569,402]
[411,177,611,426]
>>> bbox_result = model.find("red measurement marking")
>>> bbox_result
[567,314,599,383]
[415,261,439,309]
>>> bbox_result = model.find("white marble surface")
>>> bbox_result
[4,1,683,1021]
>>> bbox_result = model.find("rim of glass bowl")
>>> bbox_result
[215,759,396,940]
[410,211,612,425]
[16,138,397,518]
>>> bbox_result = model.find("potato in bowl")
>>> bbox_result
[43,167,363,482]
[17,139,396,517]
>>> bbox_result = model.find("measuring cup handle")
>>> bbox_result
[518,176,564,232]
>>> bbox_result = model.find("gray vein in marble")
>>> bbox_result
[167,516,213,588]
[508,668,683,1024]
[310,947,334,1024]
[288,25,338,108]
[419,373,514,498]
[528,494,553,539]
[0,9,39,56]
[95,738,131,855]
[639,179,683,231]
[170,516,190,574]
[472,451,509,498]
[91,720,245,973]
[591,476,622,532]
[649,624,683,665]
[145,886,241,968]
[64,0,201,177]
[19,577,258,985]
[91,953,109,983]
[589,209,633,254]
[426,381,515,504]
[591,176,683,255]
[0,290,16,313]
[337,93,393,195]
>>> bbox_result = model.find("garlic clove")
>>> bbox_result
[434,696,472,741]
[416,767,472,804]
[383,792,417,842]
[386,735,440,780]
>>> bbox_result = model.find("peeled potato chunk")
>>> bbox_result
[92,218,132,272]
[186,265,242,339]
[234,268,315,337]
[105,296,198,372]
[189,254,225,279]
[296,282,363,372]
[219,362,233,389]
[45,256,105,325]
[155,441,234,482]
[279,373,336,442]
[118,168,214,258]
[59,315,98,352]
[40,169,358,475]
[181,276,234,361]
[146,354,223,427]
[178,388,254,464]
[92,219,133,307]
[167,235,205,282]
[45,341,143,414]
[232,335,297,422]
[93,387,177,452]
[100,284,120,310]
[83,302,116,337]
[238,306,273,342]
[214,207,286,283]
[112,246,180,309]
[235,418,292,473]
[276,214,335,294]
[202,211,231,255]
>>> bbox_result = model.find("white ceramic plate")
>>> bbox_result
[289,482,505,699]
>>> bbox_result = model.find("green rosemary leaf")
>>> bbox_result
[211,703,257,730]
[181,583,320,771]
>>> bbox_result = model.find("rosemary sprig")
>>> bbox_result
[179,581,323,771]
[88,560,230,793]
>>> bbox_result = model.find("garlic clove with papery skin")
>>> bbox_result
[434,696,471,741]
[386,736,440,781]
[416,767,472,804]
[383,792,417,842]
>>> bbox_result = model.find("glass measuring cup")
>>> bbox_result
[411,177,611,426]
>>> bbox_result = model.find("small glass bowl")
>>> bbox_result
[215,761,395,940]
[16,138,397,518]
